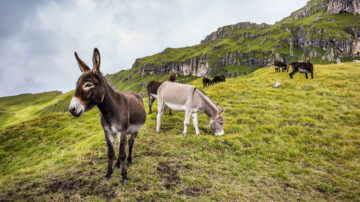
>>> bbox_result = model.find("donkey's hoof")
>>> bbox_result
[103,176,110,181]
[122,178,128,185]
[127,161,132,167]
[114,165,120,170]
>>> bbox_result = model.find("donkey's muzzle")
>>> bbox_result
[69,107,82,117]
[69,97,85,117]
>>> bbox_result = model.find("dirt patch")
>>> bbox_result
[142,150,162,157]
[1,170,116,201]
[157,162,181,190]
[43,173,116,199]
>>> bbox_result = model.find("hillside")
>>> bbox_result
[0,62,359,201]
[106,0,360,85]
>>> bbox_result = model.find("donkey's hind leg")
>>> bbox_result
[156,100,165,134]
[127,132,137,166]
[183,109,192,138]
[148,96,155,114]
[114,131,128,185]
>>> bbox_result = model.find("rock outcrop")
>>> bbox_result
[328,0,360,14]
[291,1,328,20]
[139,55,209,77]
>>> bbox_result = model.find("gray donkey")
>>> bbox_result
[156,81,226,138]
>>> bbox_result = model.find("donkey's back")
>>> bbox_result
[157,81,196,107]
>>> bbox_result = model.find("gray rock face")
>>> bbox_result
[139,55,209,77]
[328,0,360,14]
[291,1,328,20]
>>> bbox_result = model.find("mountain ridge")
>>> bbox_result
[107,0,360,81]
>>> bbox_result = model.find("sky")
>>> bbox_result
[0,0,306,97]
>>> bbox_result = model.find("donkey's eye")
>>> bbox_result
[84,83,93,88]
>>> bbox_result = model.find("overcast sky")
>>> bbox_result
[0,0,306,97]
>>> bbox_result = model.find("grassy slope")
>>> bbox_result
[0,62,360,201]
[0,91,74,128]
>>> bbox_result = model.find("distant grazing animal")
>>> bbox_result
[168,71,178,82]
[68,48,146,185]
[274,60,288,72]
[147,71,178,114]
[202,76,213,88]
[156,81,226,138]
[289,62,314,79]
[212,75,226,84]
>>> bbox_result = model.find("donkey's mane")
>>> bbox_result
[196,88,219,112]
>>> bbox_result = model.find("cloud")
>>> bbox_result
[0,0,306,97]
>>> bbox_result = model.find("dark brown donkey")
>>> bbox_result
[68,48,146,185]
[146,71,178,114]
[289,62,314,79]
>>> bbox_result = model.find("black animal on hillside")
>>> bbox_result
[212,75,226,84]
[147,71,178,114]
[202,76,213,88]
[274,60,288,72]
[289,62,314,79]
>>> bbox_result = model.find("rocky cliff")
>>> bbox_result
[328,0,360,14]
[109,0,360,79]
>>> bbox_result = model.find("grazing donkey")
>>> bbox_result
[147,71,178,114]
[289,62,314,79]
[202,76,213,88]
[274,60,288,72]
[212,75,226,84]
[156,81,226,138]
[68,48,146,185]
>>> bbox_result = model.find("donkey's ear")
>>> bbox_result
[219,105,226,114]
[92,48,101,73]
[216,102,220,108]
[74,52,90,72]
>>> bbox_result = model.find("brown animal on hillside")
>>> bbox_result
[212,75,226,84]
[274,60,288,72]
[147,71,178,114]
[289,62,314,79]
[68,48,146,185]
[202,76,213,88]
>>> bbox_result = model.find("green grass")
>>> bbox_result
[0,91,72,128]
[0,62,359,201]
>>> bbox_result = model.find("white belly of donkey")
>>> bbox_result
[166,103,186,111]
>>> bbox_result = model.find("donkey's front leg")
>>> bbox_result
[104,131,115,181]
[192,112,200,135]
[183,109,192,138]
